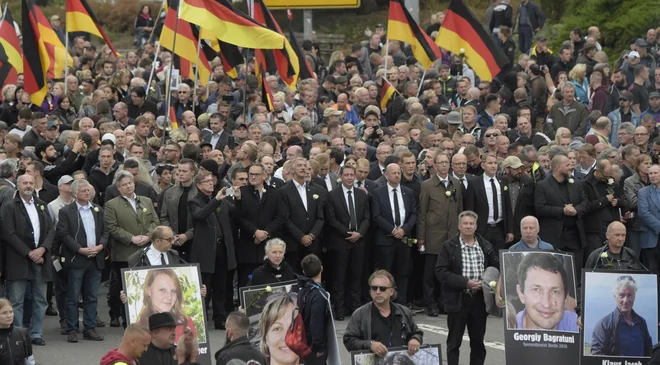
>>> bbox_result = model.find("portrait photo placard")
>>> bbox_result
[581,270,658,365]
[500,250,579,365]
[239,280,298,346]
[350,344,441,365]
[122,264,211,365]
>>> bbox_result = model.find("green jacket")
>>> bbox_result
[104,195,159,262]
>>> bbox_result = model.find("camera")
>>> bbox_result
[226,186,235,197]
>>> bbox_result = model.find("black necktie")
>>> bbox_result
[490,178,499,222]
[348,190,357,231]
[393,188,401,226]
[460,178,465,187]
[357,181,362,187]
[160,253,166,266]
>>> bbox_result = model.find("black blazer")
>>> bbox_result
[324,186,370,250]
[582,172,625,233]
[235,184,283,264]
[371,184,417,246]
[37,181,59,204]
[202,130,229,151]
[355,179,378,195]
[511,175,536,240]
[126,246,185,268]
[534,175,589,248]
[276,181,325,252]
[466,174,514,235]
[266,176,286,190]
[368,161,384,181]
[57,201,109,270]
[2,195,55,281]
[188,192,237,274]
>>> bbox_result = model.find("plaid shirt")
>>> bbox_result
[460,236,485,284]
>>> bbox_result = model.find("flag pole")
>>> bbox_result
[417,69,427,96]
[383,39,390,75]
[192,37,201,114]
[147,0,167,45]
[1,3,7,22]
[146,42,161,97]
[165,0,182,130]
[64,33,69,93]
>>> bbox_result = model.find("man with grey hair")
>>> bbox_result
[58,179,107,342]
[546,82,589,138]
[615,121,636,148]
[104,170,159,327]
[2,173,55,346]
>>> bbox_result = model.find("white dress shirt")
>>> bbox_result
[22,197,41,247]
[146,244,169,266]
[209,130,223,150]
[437,174,450,187]
[76,202,97,248]
[342,185,356,210]
[483,174,503,224]
[387,183,406,227]
[123,193,138,213]
[323,175,334,191]
[294,180,308,211]
[453,172,468,189]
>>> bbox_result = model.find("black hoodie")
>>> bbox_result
[249,259,297,286]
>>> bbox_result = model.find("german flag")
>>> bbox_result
[66,0,119,57]
[436,0,509,81]
[379,79,396,110]
[30,2,72,80]
[0,7,22,83]
[0,43,15,90]
[179,0,285,50]
[159,0,215,86]
[288,28,315,80]
[168,105,180,129]
[253,0,299,90]
[218,41,242,79]
[387,0,441,70]
[22,0,49,105]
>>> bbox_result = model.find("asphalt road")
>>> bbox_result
[32,286,507,365]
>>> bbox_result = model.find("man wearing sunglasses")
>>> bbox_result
[343,270,423,358]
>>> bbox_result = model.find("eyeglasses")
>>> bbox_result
[370,285,392,292]
[248,173,263,177]
[200,179,214,184]
[160,237,175,242]
[617,275,636,283]
[485,134,500,138]
[634,133,649,136]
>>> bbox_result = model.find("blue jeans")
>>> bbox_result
[519,25,533,54]
[8,262,48,339]
[66,261,102,332]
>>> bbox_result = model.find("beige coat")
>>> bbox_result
[417,174,463,254]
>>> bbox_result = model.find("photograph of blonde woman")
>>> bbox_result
[259,293,300,365]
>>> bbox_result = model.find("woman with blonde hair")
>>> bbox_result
[569,63,590,106]
[135,268,198,343]
[0,298,35,365]
[268,92,291,124]
[259,293,300,365]
[327,50,345,73]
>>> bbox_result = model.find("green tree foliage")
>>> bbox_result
[558,0,660,55]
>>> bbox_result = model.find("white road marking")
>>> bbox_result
[417,324,506,351]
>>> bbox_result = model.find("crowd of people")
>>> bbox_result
[2,0,660,364]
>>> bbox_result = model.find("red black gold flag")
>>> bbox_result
[387,0,442,70]
[218,41,242,79]
[260,66,274,112]
[253,0,299,90]
[0,8,22,80]
[0,43,16,90]
[66,0,119,57]
[179,0,285,49]
[288,27,315,80]
[168,105,180,129]
[30,1,72,79]
[436,0,509,81]
[159,0,216,86]
[379,79,396,110]
[22,0,49,105]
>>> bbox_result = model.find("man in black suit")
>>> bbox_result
[535,154,588,268]
[260,155,285,189]
[277,157,325,274]
[371,163,418,305]
[189,171,236,330]
[466,153,514,251]
[203,113,230,151]
[325,165,370,320]
[355,158,378,194]
[582,159,624,254]
[2,174,55,346]
[57,179,107,342]
[234,164,283,287]
[368,143,391,180]
[127,226,186,268]
[501,156,536,241]
[313,154,340,192]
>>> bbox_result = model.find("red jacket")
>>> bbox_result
[100,348,136,365]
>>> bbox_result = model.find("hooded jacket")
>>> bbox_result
[298,276,330,354]
[100,348,135,365]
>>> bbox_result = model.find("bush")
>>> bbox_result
[93,0,145,33]
[557,0,660,57]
